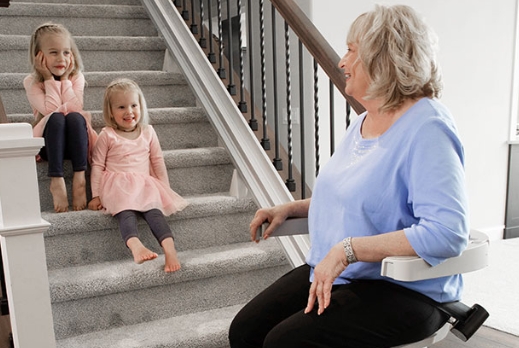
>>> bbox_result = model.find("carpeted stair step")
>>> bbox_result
[42,194,258,269]
[55,304,240,348]
[49,240,290,340]
[0,34,167,73]
[0,70,197,115]
[89,107,219,150]
[36,147,235,212]
[0,2,156,37]
[8,106,217,150]
[10,106,223,211]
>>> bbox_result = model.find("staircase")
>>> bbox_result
[0,0,291,346]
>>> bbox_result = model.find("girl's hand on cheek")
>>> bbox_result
[62,53,74,81]
[35,51,52,80]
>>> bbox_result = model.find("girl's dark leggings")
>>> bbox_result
[115,209,174,246]
[40,112,88,177]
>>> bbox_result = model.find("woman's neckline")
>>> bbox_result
[360,98,421,139]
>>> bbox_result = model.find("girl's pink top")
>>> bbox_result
[90,126,188,216]
[23,72,97,159]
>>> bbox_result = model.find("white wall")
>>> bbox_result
[306,0,518,240]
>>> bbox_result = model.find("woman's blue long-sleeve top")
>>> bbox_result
[306,97,469,302]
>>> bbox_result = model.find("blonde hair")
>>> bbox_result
[29,22,83,83]
[103,78,149,130]
[347,4,442,113]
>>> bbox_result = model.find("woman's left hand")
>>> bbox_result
[304,242,348,315]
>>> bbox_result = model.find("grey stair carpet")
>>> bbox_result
[0,1,290,346]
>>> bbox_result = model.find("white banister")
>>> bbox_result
[142,0,311,268]
[0,123,56,348]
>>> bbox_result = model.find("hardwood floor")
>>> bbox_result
[435,326,519,348]
[0,282,11,348]
[0,314,11,348]
[0,322,516,348]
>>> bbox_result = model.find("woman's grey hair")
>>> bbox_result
[347,4,442,112]
[29,22,83,83]
[103,78,149,130]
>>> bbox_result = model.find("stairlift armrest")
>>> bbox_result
[261,220,489,282]
[381,231,490,281]
[258,217,309,240]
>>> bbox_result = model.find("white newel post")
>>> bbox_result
[0,123,56,348]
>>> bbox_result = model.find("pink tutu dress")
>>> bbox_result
[90,125,188,216]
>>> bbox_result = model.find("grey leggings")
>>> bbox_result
[115,209,173,246]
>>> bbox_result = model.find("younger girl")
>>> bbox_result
[88,78,188,273]
[24,22,97,213]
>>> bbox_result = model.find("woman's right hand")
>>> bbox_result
[35,51,53,80]
[249,199,311,242]
[88,197,103,211]
[249,204,290,242]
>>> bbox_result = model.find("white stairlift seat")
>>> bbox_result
[260,218,490,348]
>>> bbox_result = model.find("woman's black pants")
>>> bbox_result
[229,264,449,348]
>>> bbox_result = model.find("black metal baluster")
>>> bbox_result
[237,0,247,112]
[217,0,226,78]
[271,4,282,170]
[199,0,206,47]
[284,21,295,191]
[259,0,270,150]
[247,0,257,130]
[298,40,306,199]
[174,0,181,7]
[226,0,236,94]
[182,0,189,19]
[207,1,216,63]
[313,59,320,177]
[329,79,335,155]
[190,0,198,34]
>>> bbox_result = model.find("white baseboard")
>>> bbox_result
[472,225,505,241]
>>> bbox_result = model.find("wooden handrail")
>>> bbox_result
[0,0,9,8]
[270,0,365,115]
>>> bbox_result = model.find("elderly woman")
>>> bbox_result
[229,4,469,348]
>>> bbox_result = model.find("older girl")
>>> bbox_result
[24,22,96,212]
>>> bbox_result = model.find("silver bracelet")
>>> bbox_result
[342,237,358,264]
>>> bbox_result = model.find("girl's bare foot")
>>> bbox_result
[50,177,68,213]
[162,237,181,273]
[72,171,87,211]
[126,237,158,264]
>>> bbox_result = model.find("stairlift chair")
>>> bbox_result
[260,218,490,348]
